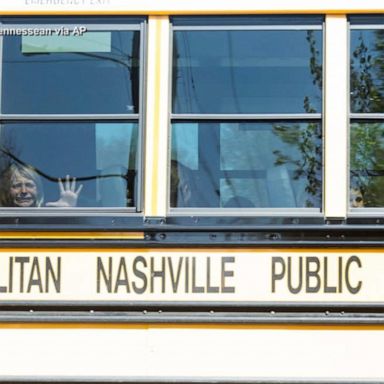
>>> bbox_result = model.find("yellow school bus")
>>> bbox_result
[0,0,384,382]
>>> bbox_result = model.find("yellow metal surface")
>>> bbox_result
[324,15,348,219]
[0,246,382,252]
[0,232,144,240]
[0,323,384,330]
[144,16,170,217]
[0,0,384,15]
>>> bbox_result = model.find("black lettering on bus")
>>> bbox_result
[132,256,148,294]
[97,256,112,293]
[46,257,61,293]
[305,257,321,293]
[0,257,9,293]
[192,257,204,293]
[150,257,166,293]
[15,257,29,293]
[8,256,13,293]
[207,257,220,293]
[185,257,189,293]
[168,257,183,293]
[324,257,337,293]
[27,257,43,293]
[271,256,285,293]
[287,256,303,294]
[221,257,235,293]
[114,257,130,293]
[345,255,362,294]
[338,257,343,293]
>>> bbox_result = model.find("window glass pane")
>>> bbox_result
[349,16,384,26]
[22,32,112,53]
[0,122,138,208]
[173,30,322,114]
[172,15,324,27]
[171,121,322,208]
[350,29,384,113]
[350,121,384,208]
[2,30,140,114]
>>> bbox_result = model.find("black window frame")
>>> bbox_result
[0,16,147,226]
[349,15,384,215]
[169,15,325,217]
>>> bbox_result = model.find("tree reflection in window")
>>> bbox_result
[350,28,384,207]
[272,31,323,208]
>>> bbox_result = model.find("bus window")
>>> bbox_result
[350,16,384,209]
[0,122,138,208]
[170,16,323,210]
[2,28,140,114]
[171,121,322,208]
[0,17,144,210]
